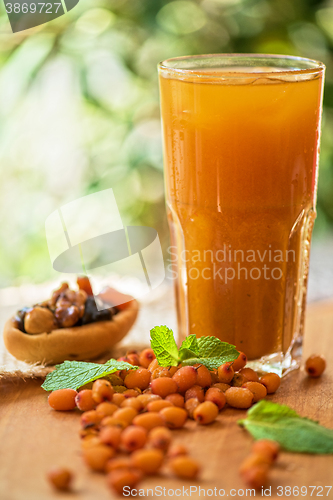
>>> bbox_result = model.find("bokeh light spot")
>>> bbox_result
[76,8,115,36]
[157,1,206,35]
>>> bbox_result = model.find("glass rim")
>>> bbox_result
[158,53,325,79]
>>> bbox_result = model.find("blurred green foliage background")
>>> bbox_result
[0,0,333,288]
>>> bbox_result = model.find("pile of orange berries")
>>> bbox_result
[47,347,284,494]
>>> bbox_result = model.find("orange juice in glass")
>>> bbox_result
[158,55,325,374]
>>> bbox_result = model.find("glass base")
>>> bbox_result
[246,337,303,377]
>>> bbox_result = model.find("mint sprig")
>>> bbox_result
[150,326,180,367]
[239,400,333,454]
[181,336,240,370]
[41,359,137,391]
[150,326,239,370]
[178,334,199,361]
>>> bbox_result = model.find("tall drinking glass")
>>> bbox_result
[158,54,325,375]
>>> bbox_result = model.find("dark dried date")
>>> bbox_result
[81,297,112,325]
[14,307,32,332]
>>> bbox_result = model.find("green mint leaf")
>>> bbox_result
[41,359,136,391]
[150,325,179,367]
[179,334,199,361]
[239,400,333,454]
[149,326,238,370]
[181,336,239,370]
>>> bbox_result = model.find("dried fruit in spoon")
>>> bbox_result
[3,279,139,364]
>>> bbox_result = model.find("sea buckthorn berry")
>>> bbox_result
[204,388,226,410]
[79,382,93,391]
[239,367,259,382]
[147,400,173,412]
[151,367,172,379]
[185,398,200,419]
[99,426,122,449]
[139,348,156,368]
[213,383,231,392]
[160,407,188,429]
[96,402,118,418]
[123,389,141,398]
[133,412,165,431]
[305,354,326,378]
[121,425,148,452]
[107,468,142,494]
[113,385,127,394]
[147,359,159,373]
[210,370,219,384]
[47,467,73,491]
[169,456,200,479]
[135,394,152,407]
[252,439,280,463]
[193,401,218,425]
[136,394,161,408]
[239,453,271,474]
[194,365,212,388]
[117,356,130,364]
[75,390,95,412]
[92,379,114,404]
[172,366,197,393]
[101,416,128,429]
[242,382,267,403]
[105,457,132,473]
[124,368,151,390]
[79,427,98,439]
[131,449,164,475]
[126,353,140,366]
[134,386,144,394]
[185,385,205,402]
[107,374,124,387]
[168,366,179,376]
[113,407,138,425]
[167,444,188,459]
[217,363,234,384]
[260,373,281,394]
[83,444,115,472]
[232,352,247,372]
[81,410,103,429]
[151,377,178,398]
[120,397,144,412]
[127,349,138,355]
[240,464,269,490]
[81,436,102,450]
[225,387,253,409]
[148,426,172,451]
[232,372,249,387]
[165,393,185,408]
[48,389,77,411]
[142,387,153,394]
[118,368,128,381]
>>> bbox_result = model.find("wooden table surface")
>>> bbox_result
[1,301,333,500]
